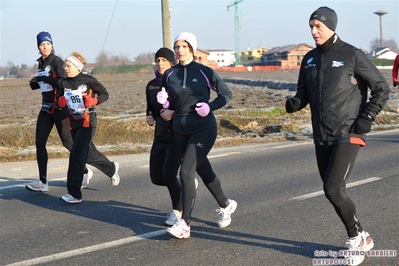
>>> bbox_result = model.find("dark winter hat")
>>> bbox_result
[155,47,176,65]
[36,31,53,48]
[309,6,338,31]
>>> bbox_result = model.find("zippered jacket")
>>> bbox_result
[162,61,232,134]
[294,35,390,144]
[59,72,109,129]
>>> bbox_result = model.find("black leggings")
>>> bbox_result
[149,141,182,210]
[175,128,228,224]
[315,143,363,237]
[35,110,73,182]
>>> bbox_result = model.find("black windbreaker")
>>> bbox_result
[294,35,390,144]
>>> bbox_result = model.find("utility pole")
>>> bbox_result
[161,0,172,49]
[374,10,388,48]
[227,0,244,66]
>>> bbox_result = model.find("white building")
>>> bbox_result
[206,49,236,67]
[368,47,398,60]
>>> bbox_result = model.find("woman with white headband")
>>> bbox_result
[57,51,120,204]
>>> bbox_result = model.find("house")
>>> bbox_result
[240,47,268,66]
[194,49,218,68]
[368,47,398,60]
[207,49,236,67]
[260,43,314,69]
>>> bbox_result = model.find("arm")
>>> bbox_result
[355,51,390,120]
[286,57,309,113]
[392,55,399,86]
[207,70,232,111]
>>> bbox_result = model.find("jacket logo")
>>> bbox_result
[332,61,344,67]
[305,57,316,68]
[192,78,198,82]
[196,142,204,148]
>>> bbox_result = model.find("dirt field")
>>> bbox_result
[0,69,398,162]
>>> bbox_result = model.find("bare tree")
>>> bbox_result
[370,38,398,51]
[133,52,154,64]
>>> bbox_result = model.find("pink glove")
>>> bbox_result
[163,100,169,109]
[157,87,168,105]
[195,102,210,117]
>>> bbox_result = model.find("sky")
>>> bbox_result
[0,0,398,67]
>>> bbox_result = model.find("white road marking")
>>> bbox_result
[290,177,382,201]
[209,152,240,158]
[5,229,168,266]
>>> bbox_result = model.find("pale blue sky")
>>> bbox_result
[1,0,398,67]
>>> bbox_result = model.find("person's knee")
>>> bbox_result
[323,185,344,204]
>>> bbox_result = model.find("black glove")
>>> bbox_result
[29,78,40,90]
[352,113,373,134]
[34,76,59,87]
[285,97,301,113]
[394,82,398,87]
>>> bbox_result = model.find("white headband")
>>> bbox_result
[65,55,84,71]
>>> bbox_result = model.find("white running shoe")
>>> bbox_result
[81,168,93,189]
[216,199,237,228]
[111,162,120,186]
[165,210,182,226]
[26,180,49,192]
[345,230,374,266]
[167,219,190,239]
[60,193,82,204]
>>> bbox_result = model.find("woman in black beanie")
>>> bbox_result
[146,47,196,225]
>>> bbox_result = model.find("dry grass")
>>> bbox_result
[1,69,397,162]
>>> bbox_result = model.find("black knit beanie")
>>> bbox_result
[309,6,338,31]
[155,47,176,65]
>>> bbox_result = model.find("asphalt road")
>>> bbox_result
[1,129,398,266]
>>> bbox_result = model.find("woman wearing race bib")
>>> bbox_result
[57,52,119,204]
[26,31,72,192]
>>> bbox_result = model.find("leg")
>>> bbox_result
[67,127,93,200]
[35,111,54,182]
[85,127,115,177]
[315,143,362,237]
[176,128,216,224]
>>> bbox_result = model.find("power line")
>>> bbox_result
[101,0,119,54]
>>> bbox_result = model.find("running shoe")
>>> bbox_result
[216,199,237,228]
[111,162,120,186]
[345,230,374,266]
[167,219,190,239]
[81,168,93,189]
[60,193,82,204]
[26,180,49,192]
[165,210,182,226]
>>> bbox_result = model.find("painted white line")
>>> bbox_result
[5,229,167,266]
[290,177,382,201]
[273,141,312,149]
[209,152,240,158]
[0,177,67,191]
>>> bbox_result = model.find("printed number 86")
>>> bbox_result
[70,96,81,103]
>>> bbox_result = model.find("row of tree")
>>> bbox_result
[1,38,397,78]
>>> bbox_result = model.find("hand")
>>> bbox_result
[146,111,154,126]
[157,87,168,104]
[29,79,40,90]
[285,97,301,113]
[84,95,98,107]
[394,82,398,87]
[58,96,67,108]
[160,109,174,121]
[195,102,210,117]
[352,114,373,134]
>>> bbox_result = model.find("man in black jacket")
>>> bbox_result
[286,6,390,266]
